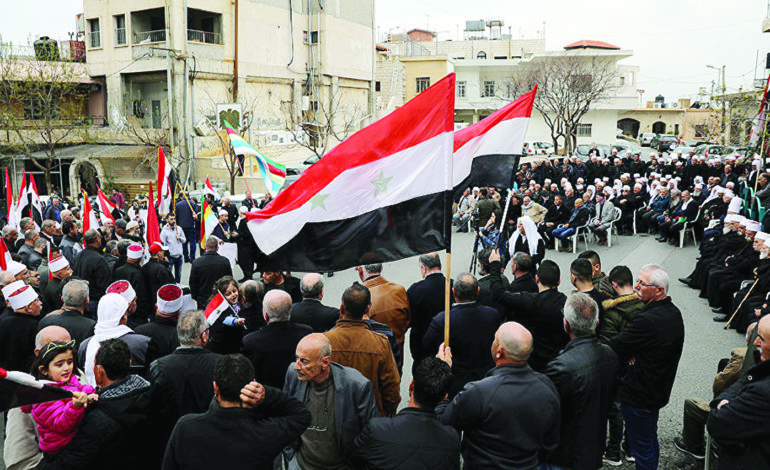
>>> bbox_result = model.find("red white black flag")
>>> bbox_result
[246,74,456,272]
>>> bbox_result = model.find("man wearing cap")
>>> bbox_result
[135,284,182,358]
[125,220,143,243]
[221,196,239,229]
[0,283,43,372]
[42,255,74,312]
[212,208,236,241]
[7,260,30,284]
[142,242,175,310]
[710,221,762,321]
[38,279,95,349]
[79,293,153,385]
[73,229,111,319]
[106,280,140,326]
[113,244,152,324]
[160,215,186,283]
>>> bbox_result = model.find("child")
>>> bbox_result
[23,340,97,456]
[208,277,246,354]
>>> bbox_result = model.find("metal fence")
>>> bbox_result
[133,29,167,44]
[187,29,223,45]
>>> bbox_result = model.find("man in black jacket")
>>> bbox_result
[37,279,95,350]
[488,252,569,372]
[508,252,538,294]
[290,273,340,333]
[707,314,770,469]
[543,293,619,470]
[189,236,233,308]
[539,194,570,249]
[135,284,182,359]
[406,253,448,374]
[142,242,176,310]
[350,357,461,469]
[112,245,150,325]
[436,321,560,469]
[241,289,312,389]
[423,273,501,397]
[42,338,155,470]
[72,229,111,318]
[611,264,684,470]
[162,354,311,470]
[148,311,221,451]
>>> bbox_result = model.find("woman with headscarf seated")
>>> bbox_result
[508,215,545,268]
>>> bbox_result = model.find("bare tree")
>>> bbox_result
[505,54,619,155]
[0,43,92,193]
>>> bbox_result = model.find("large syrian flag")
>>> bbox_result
[4,168,16,229]
[157,146,173,216]
[15,170,28,226]
[246,73,456,272]
[28,174,43,227]
[453,86,537,193]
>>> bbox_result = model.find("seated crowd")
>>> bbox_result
[2,148,770,470]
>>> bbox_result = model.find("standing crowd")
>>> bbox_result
[1,146,770,470]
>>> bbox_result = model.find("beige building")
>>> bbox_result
[82,0,375,193]
[618,102,713,143]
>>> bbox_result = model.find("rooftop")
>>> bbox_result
[564,40,620,50]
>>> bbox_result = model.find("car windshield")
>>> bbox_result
[661,135,677,140]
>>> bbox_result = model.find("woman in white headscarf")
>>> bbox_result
[508,215,545,267]
[80,293,151,386]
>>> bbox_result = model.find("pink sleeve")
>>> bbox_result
[32,398,85,434]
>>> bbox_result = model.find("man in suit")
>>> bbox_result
[658,190,698,245]
[37,279,95,350]
[406,253,448,374]
[189,236,233,309]
[358,263,410,368]
[588,192,616,246]
[174,192,200,263]
[290,273,339,332]
[423,273,502,397]
[242,290,312,389]
[539,194,571,249]
[508,252,538,294]
[72,229,111,318]
[488,251,569,372]
[135,284,182,359]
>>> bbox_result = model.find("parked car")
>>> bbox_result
[650,134,679,151]
[669,146,695,156]
[684,140,709,147]
[693,144,732,158]
[640,133,657,146]
[612,142,643,156]
[575,144,611,159]
[523,141,554,156]
[286,154,322,176]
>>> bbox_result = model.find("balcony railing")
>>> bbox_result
[187,29,223,45]
[133,29,166,44]
[115,28,127,46]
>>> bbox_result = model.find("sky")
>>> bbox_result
[1,0,768,103]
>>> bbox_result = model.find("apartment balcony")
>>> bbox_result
[187,29,222,45]
[133,29,167,45]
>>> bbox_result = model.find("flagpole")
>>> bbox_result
[444,117,454,348]
[234,154,257,207]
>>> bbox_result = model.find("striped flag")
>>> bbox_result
[81,190,99,241]
[750,74,770,148]
[204,177,219,199]
[245,73,456,272]
[224,121,286,195]
[0,367,74,412]
[453,86,536,191]
[203,291,229,325]
[199,194,217,249]
[0,238,10,271]
[144,182,161,246]
[96,186,117,224]
[28,175,42,226]
[5,168,16,230]
[15,171,27,226]
[157,146,173,216]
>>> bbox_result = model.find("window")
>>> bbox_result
[494,55,507,60]
[576,123,592,137]
[303,30,319,44]
[482,80,495,98]
[457,81,466,98]
[375,81,381,92]
[114,15,126,46]
[88,18,101,48]
[416,77,430,94]
[619,76,625,86]
[24,94,60,120]
[476,51,487,59]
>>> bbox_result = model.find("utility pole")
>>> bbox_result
[721,65,726,144]
[233,0,239,103]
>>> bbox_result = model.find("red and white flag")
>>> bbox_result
[157,146,173,215]
[81,190,99,242]
[4,168,16,230]
[0,238,11,271]
[15,171,27,226]
[203,292,229,325]
[750,74,770,148]
[144,181,161,247]
[203,177,219,199]
[453,86,537,190]
[28,175,42,228]
[96,186,117,224]
[246,73,456,272]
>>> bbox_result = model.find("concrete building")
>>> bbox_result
[82,0,375,193]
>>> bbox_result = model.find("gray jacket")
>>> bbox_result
[282,362,378,463]
[592,200,616,225]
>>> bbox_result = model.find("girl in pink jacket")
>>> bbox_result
[23,340,98,455]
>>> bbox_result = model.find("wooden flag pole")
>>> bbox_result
[235,155,257,207]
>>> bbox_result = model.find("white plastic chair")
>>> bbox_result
[607,207,623,248]
[678,208,702,248]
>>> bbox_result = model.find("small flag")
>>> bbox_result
[199,194,217,249]
[4,168,16,230]
[224,121,286,195]
[204,177,219,200]
[157,146,173,216]
[81,190,99,243]
[28,174,42,226]
[0,367,74,412]
[203,291,229,325]
[15,170,28,226]
[144,182,161,247]
[96,186,117,225]
[750,74,770,148]
[0,238,10,271]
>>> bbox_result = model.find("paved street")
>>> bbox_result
[1,230,742,469]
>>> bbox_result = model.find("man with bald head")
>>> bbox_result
[283,333,378,468]
[4,325,71,470]
[290,273,340,333]
[436,322,560,469]
[241,290,312,389]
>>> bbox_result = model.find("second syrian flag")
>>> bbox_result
[453,86,537,192]
[203,292,229,325]
[246,74,456,272]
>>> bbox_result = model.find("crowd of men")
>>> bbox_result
[1,146,770,470]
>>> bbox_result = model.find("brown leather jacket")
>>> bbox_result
[324,319,401,417]
[364,276,411,354]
